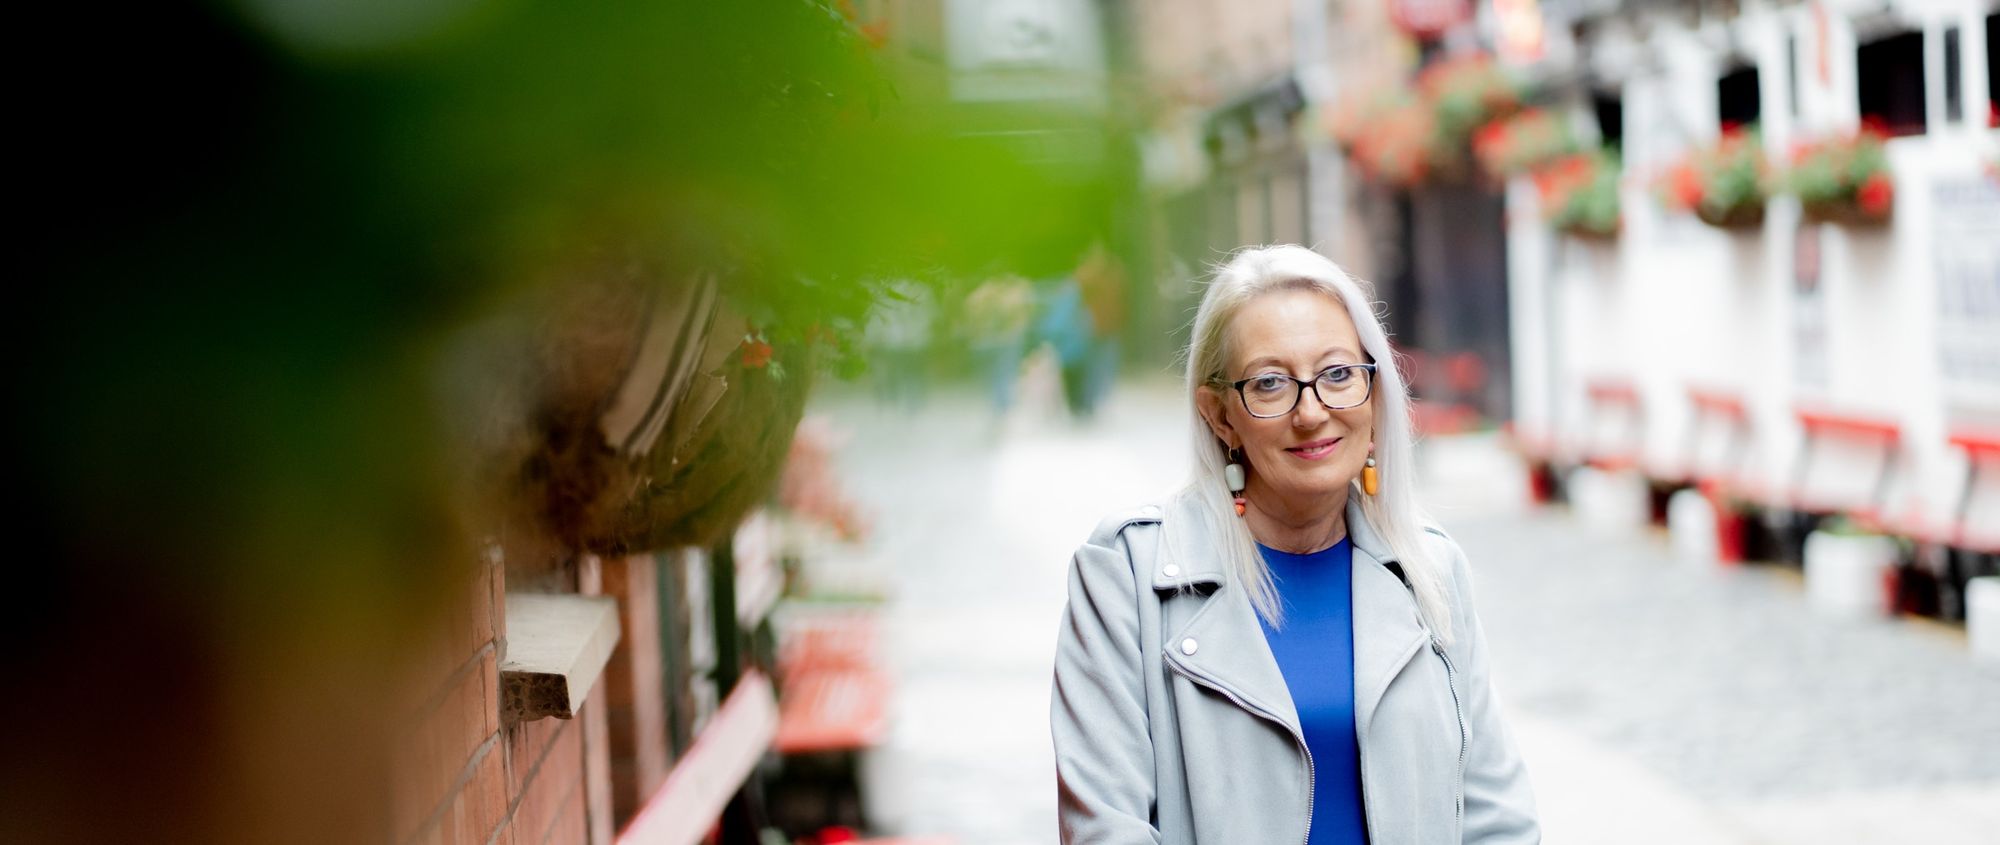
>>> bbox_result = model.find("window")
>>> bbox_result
[1593,90,1624,149]
[1718,64,1761,128]
[1856,31,1927,136]
[1944,27,1961,124]
[1989,14,1998,123]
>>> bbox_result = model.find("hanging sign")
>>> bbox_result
[1493,0,1545,65]
[1389,0,1471,38]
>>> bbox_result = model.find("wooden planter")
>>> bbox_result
[501,272,815,569]
[1695,202,1765,230]
[1558,223,1620,242]
[1800,199,1891,227]
[588,348,814,554]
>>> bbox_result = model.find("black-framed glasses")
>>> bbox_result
[1222,364,1376,418]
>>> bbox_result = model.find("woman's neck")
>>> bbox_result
[1242,483,1349,554]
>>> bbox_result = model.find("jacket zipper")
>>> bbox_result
[1431,637,1468,828]
[1163,657,1315,845]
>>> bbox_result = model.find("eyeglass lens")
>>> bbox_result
[1243,367,1370,416]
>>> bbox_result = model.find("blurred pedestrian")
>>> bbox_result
[1032,272,1096,417]
[1050,245,1541,843]
[1073,242,1128,416]
[963,274,1034,416]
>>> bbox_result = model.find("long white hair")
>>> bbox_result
[1180,244,1454,645]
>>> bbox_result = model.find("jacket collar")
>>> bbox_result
[1152,488,1433,739]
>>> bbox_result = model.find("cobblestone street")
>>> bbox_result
[813,376,2000,844]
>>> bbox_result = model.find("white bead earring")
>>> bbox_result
[1225,447,1247,516]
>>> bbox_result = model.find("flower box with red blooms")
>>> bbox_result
[1333,52,1521,188]
[1473,108,1579,180]
[1784,125,1894,226]
[1327,90,1411,154]
[1654,125,1771,230]
[1536,150,1621,239]
[1351,99,1445,188]
[1419,53,1524,147]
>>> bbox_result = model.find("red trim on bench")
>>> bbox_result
[1688,387,1748,420]
[1586,378,1640,406]
[1949,428,2000,462]
[620,671,779,845]
[775,667,891,755]
[1795,408,1900,443]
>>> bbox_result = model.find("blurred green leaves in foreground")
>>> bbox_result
[15,2,1133,841]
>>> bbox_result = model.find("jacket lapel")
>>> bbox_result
[1346,499,1433,736]
[1152,490,1430,739]
[1153,490,1302,736]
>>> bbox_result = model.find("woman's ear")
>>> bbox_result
[1194,385,1237,450]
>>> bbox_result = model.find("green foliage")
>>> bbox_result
[1542,151,1622,237]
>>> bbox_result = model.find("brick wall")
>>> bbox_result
[595,554,670,825]
[395,548,616,845]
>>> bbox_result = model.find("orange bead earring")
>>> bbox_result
[1361,453,1379,496]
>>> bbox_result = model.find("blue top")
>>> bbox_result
[1256,537,1370,845]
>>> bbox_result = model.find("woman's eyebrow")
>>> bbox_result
[1240,347,1361,373]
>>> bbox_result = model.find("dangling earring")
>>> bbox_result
[1226,447,1247,516]
[1361,452,1380,496]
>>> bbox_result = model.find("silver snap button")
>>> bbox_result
[1180,638,1199,655]
[1162,564,1180,577]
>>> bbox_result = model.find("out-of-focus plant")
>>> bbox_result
[1351,99,1442,189]
[18,1,1136,841]
[1654,125,1772,229]
[1327,89,1412,153]
[1783,125,1894,225]
[1537,151,1622,238]
[1473,108,1579,179]
[1419,53,1523,152]
[1336,52,1523,187]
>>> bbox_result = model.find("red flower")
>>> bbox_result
[1670,163,1705,210]
[1857,172,1894,217]
[739,336,774,368]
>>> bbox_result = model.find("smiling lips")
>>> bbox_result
[1285,437,1341,460]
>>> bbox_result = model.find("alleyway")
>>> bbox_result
[812,375,2000,844]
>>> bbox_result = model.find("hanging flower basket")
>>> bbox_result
[1327,90,1412,154]
[1655,125,1771,231]
[1419,53,1524,150]
[500,268,838,568]
[1336,51,1523,189]
[588,337,816,555]
[1784,127,1894,226]
[1351,99,1443,189]
[1473,108,1579,180]
[1537,151,1621,239]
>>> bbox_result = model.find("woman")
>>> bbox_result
[1049,245,1540,843]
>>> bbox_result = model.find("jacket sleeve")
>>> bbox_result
[1050,527,1162,844]
[1438,532,1542,844]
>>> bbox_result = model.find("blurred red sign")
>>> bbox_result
[1390,0,1471,37]
[1494,0,1545,64]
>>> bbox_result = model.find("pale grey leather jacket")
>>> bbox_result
[1050,488,1540,843]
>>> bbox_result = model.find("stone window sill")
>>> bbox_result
[500,593,621,723]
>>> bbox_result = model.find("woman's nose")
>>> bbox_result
[1292,392,1330,427]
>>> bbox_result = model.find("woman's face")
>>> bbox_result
[1198,288,1375,516]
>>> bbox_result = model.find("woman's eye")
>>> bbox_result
[1319,367,1353,385]
[1250,375,1289,393]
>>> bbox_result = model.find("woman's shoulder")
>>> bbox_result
[1413,520,1481,615]
[1084,500,1167,550]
